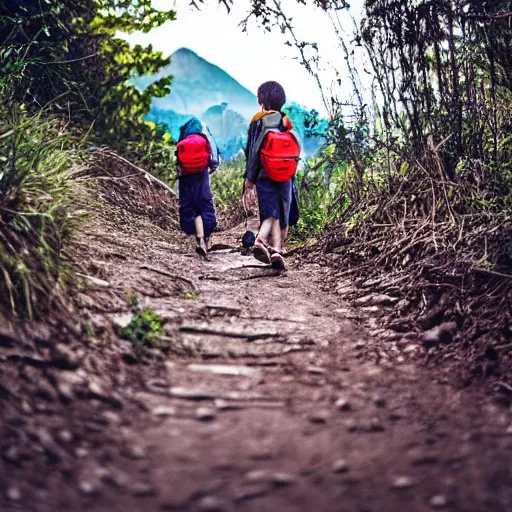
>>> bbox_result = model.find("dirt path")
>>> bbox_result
[1,184,512,512]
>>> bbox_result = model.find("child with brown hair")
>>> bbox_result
[244,81,301,270]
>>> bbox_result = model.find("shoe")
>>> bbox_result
[242,230,256,248]
[270,252,286,270]
[252,237,271,264]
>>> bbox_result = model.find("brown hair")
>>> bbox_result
[257,81,286,111]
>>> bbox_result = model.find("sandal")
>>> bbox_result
[270,251,286,271]
[252,237,271,264]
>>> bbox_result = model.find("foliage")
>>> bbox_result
[362,0,512,177]
[284,103,327,157]
[292,148,349,240]
[116,299,165,348]
[210,154,245,211]
[0,1,178,317]
[0,110,86,318]
[0,0,176,175]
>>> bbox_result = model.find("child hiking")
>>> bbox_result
[244,81,301,270]
[176,117,219,258]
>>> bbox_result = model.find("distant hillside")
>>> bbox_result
[135,48,326,160]
[133,48,258,120]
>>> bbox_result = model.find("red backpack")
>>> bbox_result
[177,134,211,174]
[260,130,301,182]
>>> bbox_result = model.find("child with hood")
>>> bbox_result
[176,117,219,257]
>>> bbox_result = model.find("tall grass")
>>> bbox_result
[0,109,85,319]
[209,150,351,241]
[210,153,245,212]
[293,155,350,241]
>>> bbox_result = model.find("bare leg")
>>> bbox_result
[194,216,208,257]
[270,218,283,252]
[281,226,289,253]
[194,216,204,239]
[258,217,274,245]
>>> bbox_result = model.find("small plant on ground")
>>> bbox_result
[117,295,164,348]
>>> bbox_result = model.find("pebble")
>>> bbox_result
[196,407,217,421]
[374,395,386,408]
[21,400,33,415]
[75,447,89,458]
[396,299,410,311]
[131,482,156,497]
[307,365,326,375]
[197,495,224,511]
[102,411,122,425]
[81,275,111,288]
[309,410,329,424]
[332,459,349,473]
[233,483,269,502]
[52,343,80,369]
[430,494,448,508]
[88,381,104,396]
[188,364,258,376]
[271,472,296,486]
[119,340,137,363]
[245,469,269,482]
[56,430,73,443]
[57,382,74,403]
[354,294,398,307]
[346,419,358,432]
[422,323,456,348]
[408,448,440,465]
[3,446,21,463]
[101,467,130,487]
[152,406,177,417]
[361,305,380,313]
[112,313,133,329]
[370,418,385,432]
[36,382,57,402]
[124,443,146,460]
[79,480,100,496]
[7,486,21,501]
[335,398,351,411]
[170,387,214,400]
[391,476,415,489]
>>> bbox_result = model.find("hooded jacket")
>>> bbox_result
[176,117,220,177]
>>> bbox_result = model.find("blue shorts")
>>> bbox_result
[256,175,292,229]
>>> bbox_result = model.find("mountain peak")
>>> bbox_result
[145,48,257,120]
[172,47,199,58]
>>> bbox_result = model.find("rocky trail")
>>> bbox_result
[1,174,511,512]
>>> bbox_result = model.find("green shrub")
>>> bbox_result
[210,154,245,212]
[0,109,86,318]
[292,150,351,241]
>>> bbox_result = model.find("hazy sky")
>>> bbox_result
[124,0,366,117]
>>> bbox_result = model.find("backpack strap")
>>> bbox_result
[254,112,303,154]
